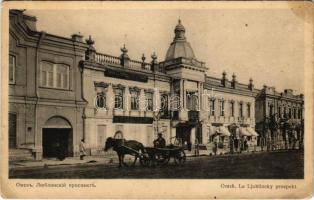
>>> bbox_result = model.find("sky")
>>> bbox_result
[25,9,304,94]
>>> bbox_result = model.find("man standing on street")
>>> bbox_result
[79,139,87,160]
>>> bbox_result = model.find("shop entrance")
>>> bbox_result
[42,116,73,159]
[176,124,192,150]
[42,128,72,159]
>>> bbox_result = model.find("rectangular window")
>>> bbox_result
[56,64,69,89]
[187,92,198,111]
[247,104,251,118]
[9,55,15,84]
[145,92,153,111]
[219,100,224,116]
[114,89,124,109]
[48,71,54,87]
[230,101,234,117]
[239,103,243,117]
[131,90,139,110]
[40,62,69,89]
[57,73,62,88]
[9,113,17,149]
[97,125,106,147]
[269,105,273,116]
[293,108,297,119]
[278,107,281,117]
[209,98,215,116]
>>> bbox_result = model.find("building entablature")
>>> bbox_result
[259,85,304,103]
[10,10,88,54]
[82,60,171,83]
[159,57,207,72]
[204,75,255,98]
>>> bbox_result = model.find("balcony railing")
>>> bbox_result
[94,52,153,72]
[188,111,199,122]
[172,111,179,120]
[95,53,120,65]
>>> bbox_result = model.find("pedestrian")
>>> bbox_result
[79,139,87,160]
[213,135,219,155]
[229,137,234,154]
[234,137,239,153]
[244,137,248,152]
[195,138,200,156]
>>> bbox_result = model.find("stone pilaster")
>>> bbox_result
[139,88,146,112]
[107,84,114,115]
[124,86,130,113]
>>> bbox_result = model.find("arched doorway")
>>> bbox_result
[42,116,72,159]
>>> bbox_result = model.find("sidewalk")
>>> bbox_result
[9,155,118,170]
[10,149,301,170]
[10,151,199,170]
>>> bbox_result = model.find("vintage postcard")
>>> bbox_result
[0,1,313,199]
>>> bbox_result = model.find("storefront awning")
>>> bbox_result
[208,126,216,136]
[247,127,259,136]
[239,127,251,136]
[217,126,231,136]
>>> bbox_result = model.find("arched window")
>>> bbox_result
[247,103,251,118]
[160,94,168,111]
[209,98,215,116]
[114,88,123,109]
[219,100,225,116]
[130,90,139,110]
[96,92,106,109]
[145,92,153,111]
[239,102,243,117]
[230,101,235,117]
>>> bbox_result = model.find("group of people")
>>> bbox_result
[211,134,254,155]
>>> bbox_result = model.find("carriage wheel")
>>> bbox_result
[139,154,151,167]
[122,154,139,167]
[174,150,186,165]
[155,153,170,166]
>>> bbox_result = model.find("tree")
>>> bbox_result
[269,114,280,150]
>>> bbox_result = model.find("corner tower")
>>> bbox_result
[165,19,195,61]
[160,20,208,145]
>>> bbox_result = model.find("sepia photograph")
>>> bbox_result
[1,1,313,199]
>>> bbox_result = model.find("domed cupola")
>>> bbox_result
[165,19,196,61]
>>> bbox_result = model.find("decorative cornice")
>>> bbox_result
[94,82,109,88]
[129,86,141,92]
[112,84,125,90]
[144,89,154,93]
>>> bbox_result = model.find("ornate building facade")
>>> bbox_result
[255,86,304,150]
[9,10,87,160]
[8,10,303,160]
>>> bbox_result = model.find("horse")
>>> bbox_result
[104,137,145,167]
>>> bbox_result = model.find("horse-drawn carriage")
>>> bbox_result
[104,136,186,167]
